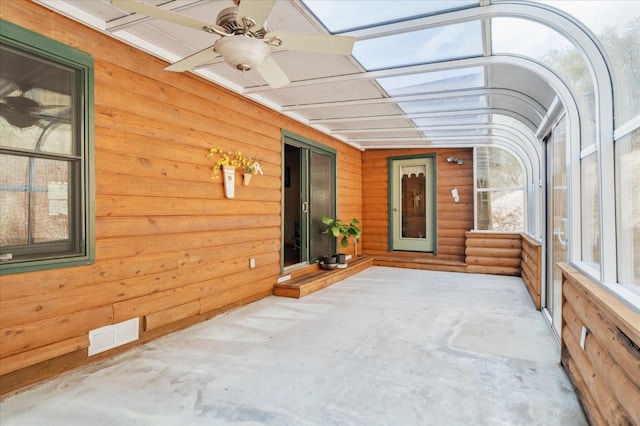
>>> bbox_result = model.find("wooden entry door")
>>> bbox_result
[390,156,435,252]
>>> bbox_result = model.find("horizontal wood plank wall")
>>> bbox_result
[520,234,542,309]
[0,0,361,396]
[558,264,640,426]
[362,148,472,271]
[465,232,522,276]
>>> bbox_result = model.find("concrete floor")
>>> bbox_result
[1,267,586,425]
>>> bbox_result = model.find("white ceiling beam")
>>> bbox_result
[309,108,537,130]
[281,88,546,119]
[106,0,210,32]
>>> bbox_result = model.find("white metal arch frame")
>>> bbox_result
[489,1,616,285]
[339,2,615,283]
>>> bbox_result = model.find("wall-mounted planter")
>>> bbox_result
[243,173,252,186]
[223,165,235,198]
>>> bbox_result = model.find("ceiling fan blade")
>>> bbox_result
[165,46,221,72]
[255,56,290,89]
[110,0,224,34]
[266,32,355,55]
[236,0,276,30]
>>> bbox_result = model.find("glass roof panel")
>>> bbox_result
[301,0,479,33]
[399,96,487,113]
[413,114,489,127]
[492,17,572,58]
[423,129,489,138]
[378,66,484,96]
[354,21,483,71]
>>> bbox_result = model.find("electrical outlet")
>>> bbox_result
[249,257,256,268]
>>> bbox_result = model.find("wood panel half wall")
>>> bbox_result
[465,231,522,276]
[521,234,542,309]
[559,263,640,426]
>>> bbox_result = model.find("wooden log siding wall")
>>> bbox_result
[361,148,473,270]
[0,1,362,395]
[520,234,542,309]
[558,264,640,425]
[465,232,522,276]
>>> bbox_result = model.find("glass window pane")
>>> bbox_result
[535,0,640,124]
[476,190,524,231]
[476,147,525,232]
[378,67,484,96]
[492,17,596,150]
[32,158,71,244]
[354,21,483,70]
[0,154,29,245]
[0,154,71,246]
[0,45,74,155]
[301,0,478,33]
[476,147,524,189]
[615,128,640,294]
[581,153,600,268]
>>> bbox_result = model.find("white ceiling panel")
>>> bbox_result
[271,80,382,104]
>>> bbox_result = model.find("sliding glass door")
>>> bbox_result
[282,133,336,269]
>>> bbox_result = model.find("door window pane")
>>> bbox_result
[401,166,426,238]
[309,150,334,261]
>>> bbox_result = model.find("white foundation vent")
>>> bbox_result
[88,318,139,356]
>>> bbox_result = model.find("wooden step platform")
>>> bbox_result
[273,256,373,299]
[373,254,467,272]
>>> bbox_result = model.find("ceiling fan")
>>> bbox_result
[110,0,355,89]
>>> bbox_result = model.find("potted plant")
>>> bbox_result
[344,218,362,258]
[207,148,263,190]
[321,216,362,265]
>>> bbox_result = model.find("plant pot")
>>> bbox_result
[222,165,235,198]
[319,262,338,270]
[335,253,346,264]
[322,255,337,264]
[243,173,252,185]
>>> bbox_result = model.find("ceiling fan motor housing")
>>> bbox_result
[216,6,268,38]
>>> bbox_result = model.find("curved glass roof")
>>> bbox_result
[34,0,639,174]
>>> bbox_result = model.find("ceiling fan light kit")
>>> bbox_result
[215,36,270,72]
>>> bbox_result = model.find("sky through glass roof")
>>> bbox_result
[353,21,483,70]
[377,66,485,96]
[301,0,478,33]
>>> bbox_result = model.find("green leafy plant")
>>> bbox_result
[321,216,362,255]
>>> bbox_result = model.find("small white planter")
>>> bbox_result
[223,165,235,198]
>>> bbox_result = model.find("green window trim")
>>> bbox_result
[0,19,95,275]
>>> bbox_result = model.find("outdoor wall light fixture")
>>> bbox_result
[447,156,464,165]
